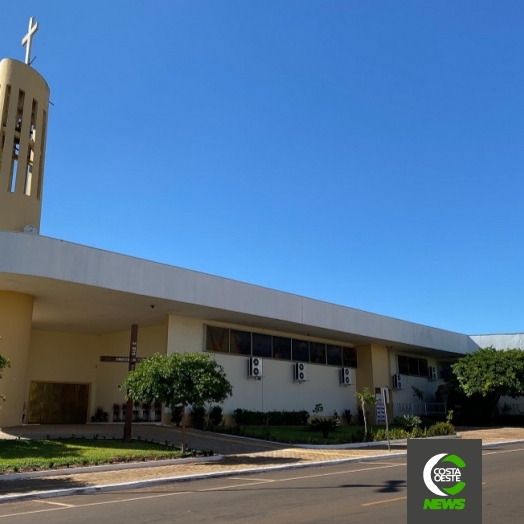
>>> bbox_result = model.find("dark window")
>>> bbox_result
[439,362,453,381]
[418,358,428,377]
[206,326,229,353]
[398,355,409,375]
[342,347,358,368]
[292,339,309,362]
[326,344,343,366]
[273,336,291,360]
[408,357,420,376]
[398,355,429,377]
[252,333,272,358]
[310,342,326,364]
[230,329,251,355]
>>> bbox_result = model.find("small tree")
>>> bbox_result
[0,337,10,401]
[411,386,424,403]
[355,387,377,437]
[121,352,233,452]
[452,347,524,423]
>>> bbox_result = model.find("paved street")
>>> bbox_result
[0,444,522,523]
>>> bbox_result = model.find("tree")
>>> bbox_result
[0,336,10,401]
[120,352,233,452]
[411,386,424,403]
[452,347,524,423]
[355,387,377,437]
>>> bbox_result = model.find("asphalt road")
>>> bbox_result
[0,445,523,523]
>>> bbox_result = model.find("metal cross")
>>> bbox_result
[21,17,39,65]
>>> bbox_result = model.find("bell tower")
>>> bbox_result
[0,17,49,233]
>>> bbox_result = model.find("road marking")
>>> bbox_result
[0,492,194,519]
[227,477,275,483]
[483,447,524,456]
[199,480,279,491]
[362,496,407,507]
[367,462,407,466]
[33,500,76,507]
[262,463,404,484]
[0,462,405,518]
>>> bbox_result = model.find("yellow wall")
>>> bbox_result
[0,291,34,427]
[0,59,50,233]
[23,323,167,423]
[354,344,391,424]
[96,324,167,416]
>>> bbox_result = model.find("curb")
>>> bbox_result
[1,438,523,504]
[0,454,223,482]
[0,452,408,504]
[296,434,458,449]
[478,439,524,448]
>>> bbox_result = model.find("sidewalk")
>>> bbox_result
[0,424,523,503]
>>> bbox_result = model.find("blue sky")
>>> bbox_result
[2,2,524,335]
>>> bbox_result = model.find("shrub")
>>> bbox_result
[169,404,184,426]
[410,426,426,438]
[373,427,410,441]
[191,405,206,430]
[308,411,341,438]
[91,406,108,422]
[426,422,456,437]
[343,409,353,426]
[397,414,422,432]
[208,405,224,427]
[232,408,310,426]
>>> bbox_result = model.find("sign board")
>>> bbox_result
[376,393,386,424]
[100,356,145,363]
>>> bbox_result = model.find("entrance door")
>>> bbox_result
[27,382,89,424]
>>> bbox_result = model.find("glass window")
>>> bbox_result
[342,347,357,368]
[408,357,420,376]
[439,362,453,381]
[398,355,409,375]
[206,326,229,353]
[326,344,343,366]
[273,336,291,360]
[418,358,428,377]
[310,342,326,364]
[292,339,309,362]
[230,329,251,355]
[252,333,272,358]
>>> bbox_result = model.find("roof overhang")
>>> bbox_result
[0,231,478,357]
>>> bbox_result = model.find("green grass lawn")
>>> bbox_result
[231,425,382,445]
[0,439,183,474]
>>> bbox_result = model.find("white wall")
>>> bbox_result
[389,351,444,406]
[470,333,524,350]
[166,315,357,417]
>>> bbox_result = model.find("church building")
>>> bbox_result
[0,19,511,429]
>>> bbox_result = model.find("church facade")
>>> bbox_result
[0,21,515,429]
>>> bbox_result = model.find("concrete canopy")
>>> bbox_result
[0,231,476,357]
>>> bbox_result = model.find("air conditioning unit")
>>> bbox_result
[248,357,263,378]
[294,362,307,382]
[392,373,403,390]
[340,367,353,386]
[428,366,438,381]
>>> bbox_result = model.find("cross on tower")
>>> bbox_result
[21,16,39,65]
